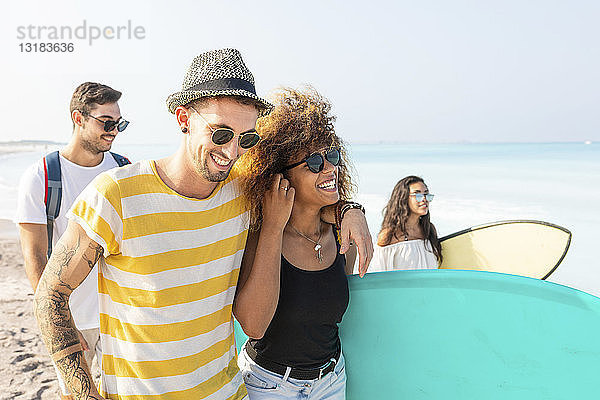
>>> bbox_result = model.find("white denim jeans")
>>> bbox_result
[238,345,346,400]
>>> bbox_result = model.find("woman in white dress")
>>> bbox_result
[372,176,442,271]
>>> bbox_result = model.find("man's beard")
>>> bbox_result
[81,136,109,154]
[197,153,232,182]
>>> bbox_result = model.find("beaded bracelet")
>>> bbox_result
[335,201,365,229]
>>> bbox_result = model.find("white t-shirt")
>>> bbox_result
[14,152,121,330]
[370,239,439,272]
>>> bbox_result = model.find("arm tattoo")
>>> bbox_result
[83,242,104,270]
[51,235,80,277]
[34,233,103,398]
[34,280,79,354]
[34,238,83,354]
[55,351,102,400]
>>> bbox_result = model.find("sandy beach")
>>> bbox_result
[0,220,63,399]
[1,145,69,399]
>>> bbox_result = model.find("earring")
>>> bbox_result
[181,127,188,133]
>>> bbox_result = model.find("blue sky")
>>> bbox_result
[2,0,599,144]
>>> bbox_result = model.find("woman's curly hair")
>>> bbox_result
[236,86,355,230]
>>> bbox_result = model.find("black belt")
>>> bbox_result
[244,342,340,380]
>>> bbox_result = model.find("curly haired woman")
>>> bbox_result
[233,87,357,399]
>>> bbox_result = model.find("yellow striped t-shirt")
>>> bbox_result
[68,160,248,400]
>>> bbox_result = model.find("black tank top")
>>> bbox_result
[248,234,349,369]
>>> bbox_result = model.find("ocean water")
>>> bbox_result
[1,142,598,296]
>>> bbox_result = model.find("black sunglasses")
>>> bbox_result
[191,106,261,149]
[85,113,130,133]
[283,148,341,173]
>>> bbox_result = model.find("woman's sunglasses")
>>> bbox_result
[191,106,261,149]
[410,193,435,202]
[85,113,130,132]
[283,148,341,173]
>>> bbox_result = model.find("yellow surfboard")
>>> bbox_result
[439,220,571,279]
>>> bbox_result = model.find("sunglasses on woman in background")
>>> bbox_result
[410,193,435,202]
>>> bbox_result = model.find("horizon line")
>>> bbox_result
[0,139,596,149]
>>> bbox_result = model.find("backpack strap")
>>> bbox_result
[42,151,129,258]
[110,152,131,167]
[43,151,62,258]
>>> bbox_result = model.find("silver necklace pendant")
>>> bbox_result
[289,224,324,263]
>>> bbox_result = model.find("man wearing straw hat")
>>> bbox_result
[33,48,372,399]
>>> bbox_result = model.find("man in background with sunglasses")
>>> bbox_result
[15,81,129,399]
[33,49,371,400]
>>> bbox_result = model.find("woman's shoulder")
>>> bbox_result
[373,238,438,271]
[377,238,428,250]
[377,228,404,246]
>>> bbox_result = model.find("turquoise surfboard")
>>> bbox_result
[235,269,600,398]
[235,270,600,398]
[234,319,247,353]
[339,270,600,399]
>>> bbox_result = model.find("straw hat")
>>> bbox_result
[166,48,273,116]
